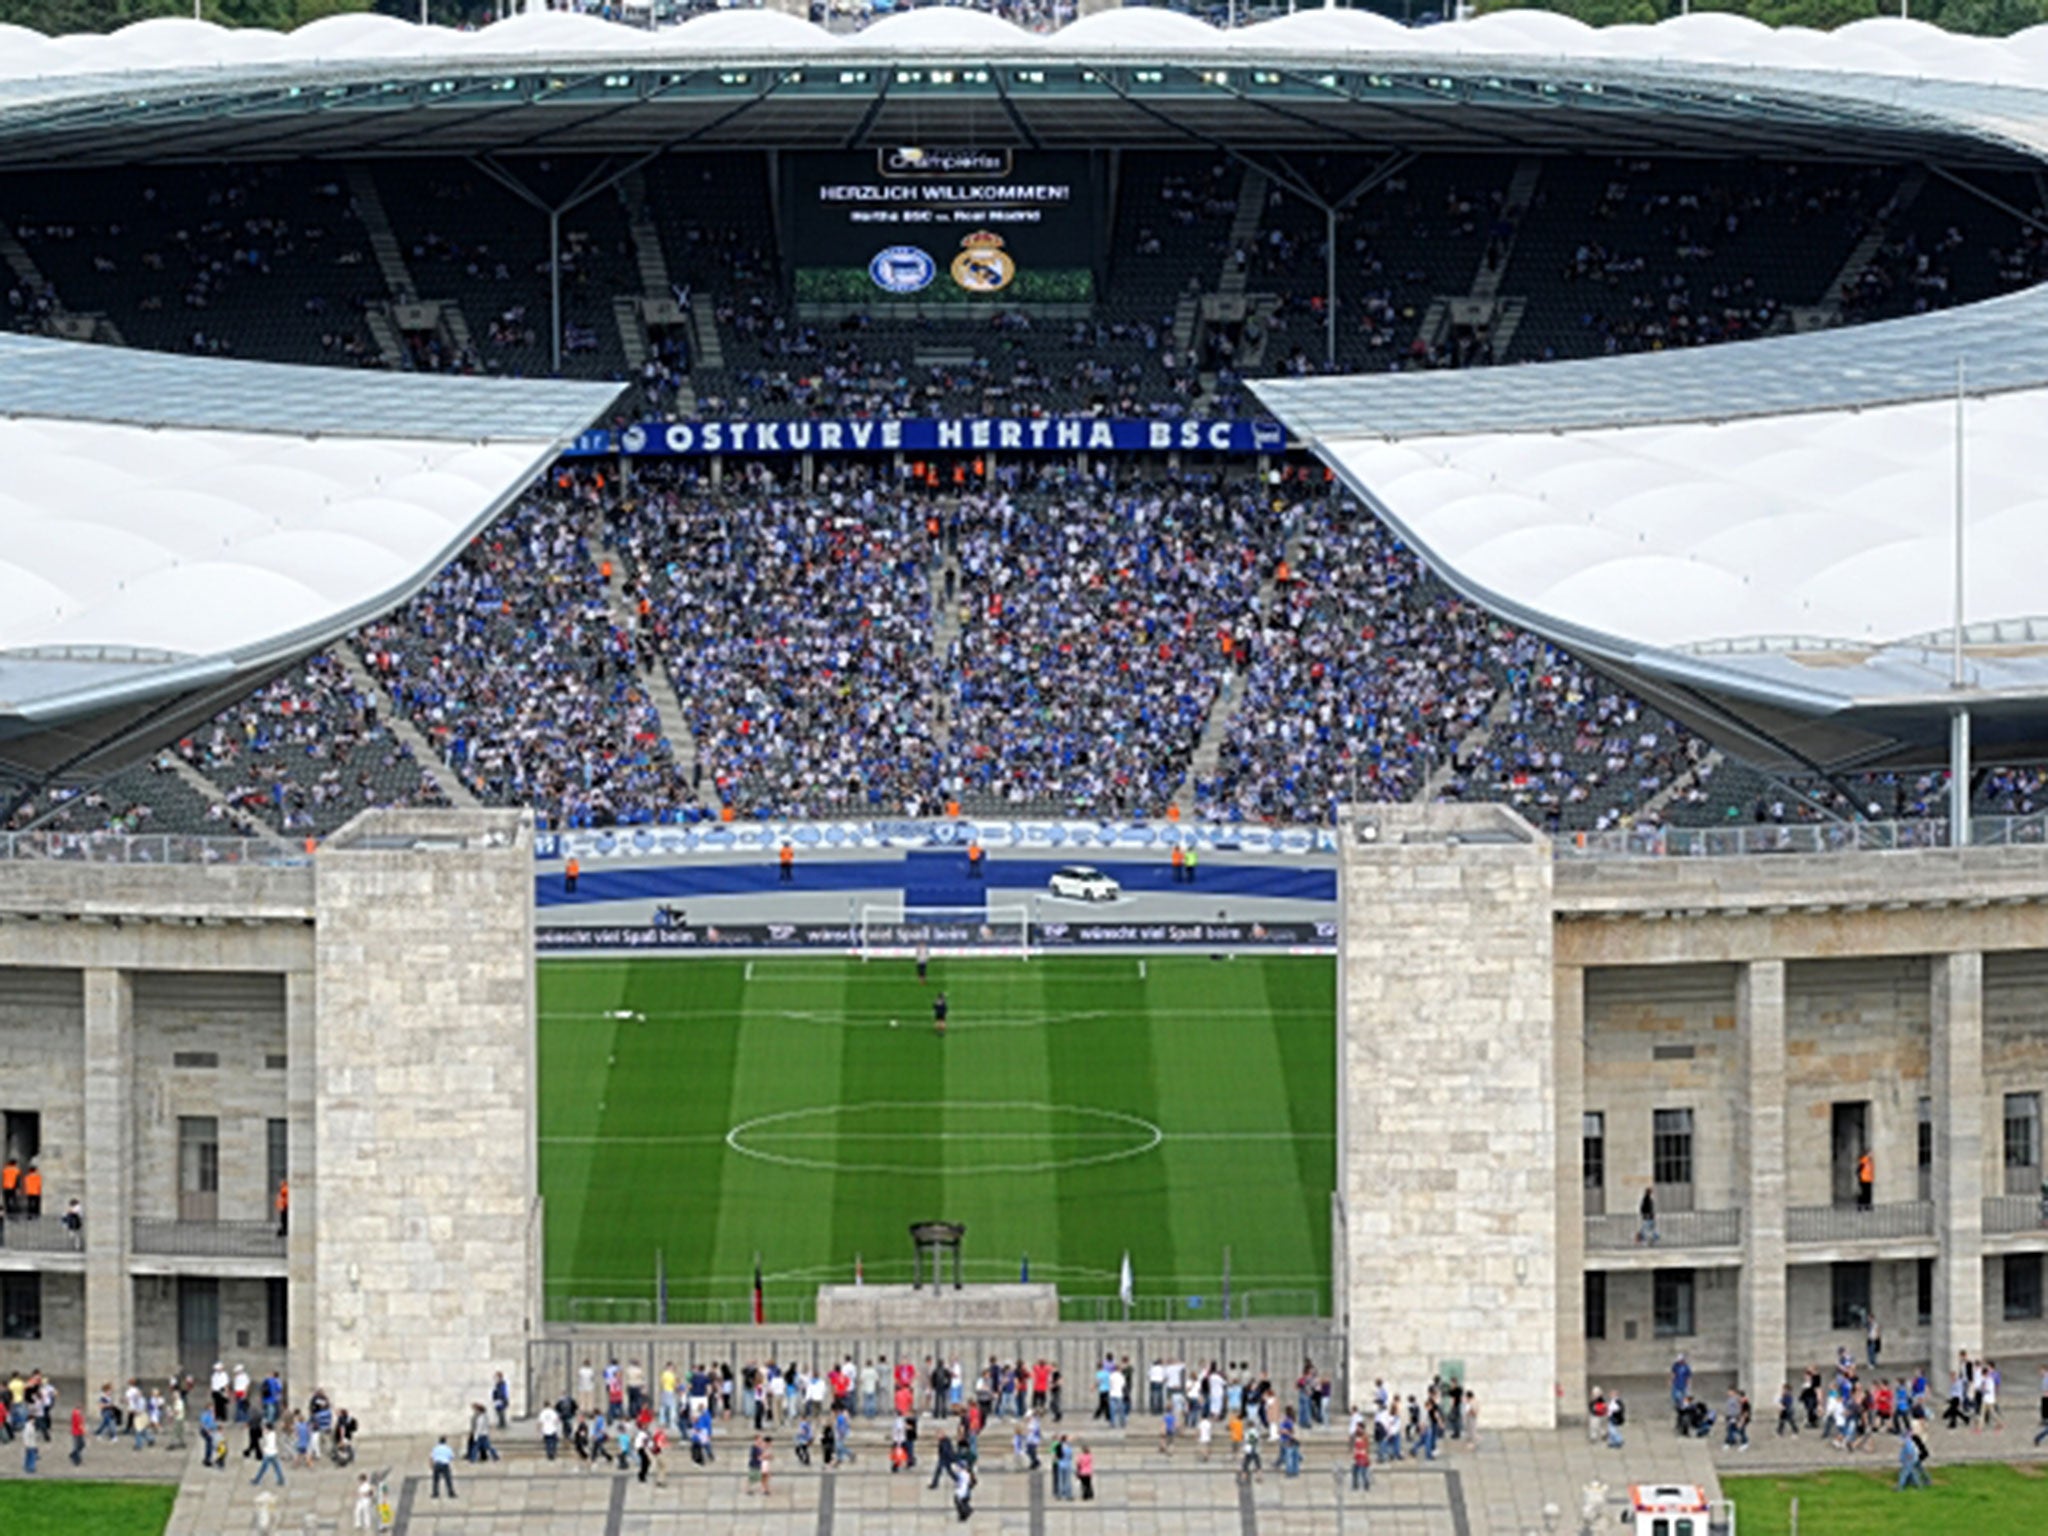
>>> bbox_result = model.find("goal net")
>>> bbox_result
[857,904,1030,961]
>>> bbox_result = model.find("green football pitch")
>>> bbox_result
[537,954,1335,1323]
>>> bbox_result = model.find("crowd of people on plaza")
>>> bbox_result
[1,1361,359,1485]
[1587,1347,2048,1492]
[520,1348,1445,1507]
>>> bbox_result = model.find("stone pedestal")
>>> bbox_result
[815,1284,1059,1332]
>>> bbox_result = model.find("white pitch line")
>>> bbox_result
[539,1129,1332,1146]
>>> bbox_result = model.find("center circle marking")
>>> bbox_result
[725,1100,1164,1176]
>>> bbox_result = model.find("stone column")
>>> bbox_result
[82,968,134,1392]
[1554,965,1587,1422]
[1738,959,1788,1404]
[311,810,536,1433]
[285,970,317,1397]
[1930,951,1984,1373]
[1338,804,1556,1428]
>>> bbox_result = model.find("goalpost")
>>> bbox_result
[856,903,1031,961]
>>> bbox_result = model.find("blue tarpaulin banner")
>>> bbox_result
[560,418,1289,458]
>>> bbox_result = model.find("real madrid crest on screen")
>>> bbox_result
[951,232,1015,295]
[869,245,936,295]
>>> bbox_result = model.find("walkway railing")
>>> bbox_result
[1558,813,2048,861]
[0,1218,80,1254]
[1787,1202,1934,1244]
[131,1219,286,1259]
[1584,1209,1741,1251]
[0,830,306,867]
[1984,1194,2048,1235]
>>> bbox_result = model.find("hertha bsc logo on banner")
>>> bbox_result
[869,245,937,294]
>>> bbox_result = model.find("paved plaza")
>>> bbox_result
[7,1405,2045,1534]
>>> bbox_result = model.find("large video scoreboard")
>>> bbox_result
[788,147,1097,304]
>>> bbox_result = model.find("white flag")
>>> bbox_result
[1118,1251,1134,1308]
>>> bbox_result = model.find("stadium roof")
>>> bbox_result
[0,334,619,806]
[1254,287,2048,778]
[5,11,2048,165]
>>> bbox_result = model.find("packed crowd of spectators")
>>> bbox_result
[613,459,943,817]
[942,472,1267,814]
[174,654,449,839]
[355,469,696,828]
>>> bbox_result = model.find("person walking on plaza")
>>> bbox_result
[20,1412,38,1474]
[1895,1430,1923,1491]
[1077,1443,1095,1501]
[1350,1426,1372,1491]
[431,1436,457,1499]
[68,1404,85,1466]
[251,1422,284,1486]
[353,1472,377,1531]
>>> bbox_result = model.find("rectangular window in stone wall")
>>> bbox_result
[2005,1093,2041,1197]
[1830,1261,1872,1330]
[1653,1269,1695,1337]
[266,1278,289,1349]
[1652,1108,1694,1210]
[1916,1258,1933,1327]
[2004,1254,2043,1322]
[1,1273,39,1340]
[1584,1272,1607,1340]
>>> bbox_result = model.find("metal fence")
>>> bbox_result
[0,830,304,866]
[1984,1194,2048,1235]
[131,1219,287,1259]
[528,1324,1346,1421]
[1786,1202,1935,1244]
[1558,812,2048,862]
[1584,1209,1742,1251]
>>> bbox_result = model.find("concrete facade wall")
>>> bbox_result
[1339,804,1557,1428]
[1586,1264,1740,1382]
[310,810,537,1434]
[130,973,288,1227]
[1584,965,1739,1214]
[0,968,84,1214]
[1784,959,1929,1210]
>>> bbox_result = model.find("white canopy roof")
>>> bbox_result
[5,10,2048,86]
[1314,391,2038,659]
[0,335,617,794]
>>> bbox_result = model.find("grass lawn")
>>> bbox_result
[0,1481,178,1535]
[1724,1462,2048,1534]
[537,954,1334,1323]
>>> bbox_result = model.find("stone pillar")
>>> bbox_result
[1930,952,1984,1373]
[82,968,134,1392]
[1738,959,1788,1405]
[311,810,537,1433]
[285,970,317,1399]
[1339,804,1556,1428]
[1554,965,1586,1422]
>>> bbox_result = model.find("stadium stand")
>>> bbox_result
[11,147,2048,832]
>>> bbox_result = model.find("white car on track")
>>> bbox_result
[1048,864,1121,903]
